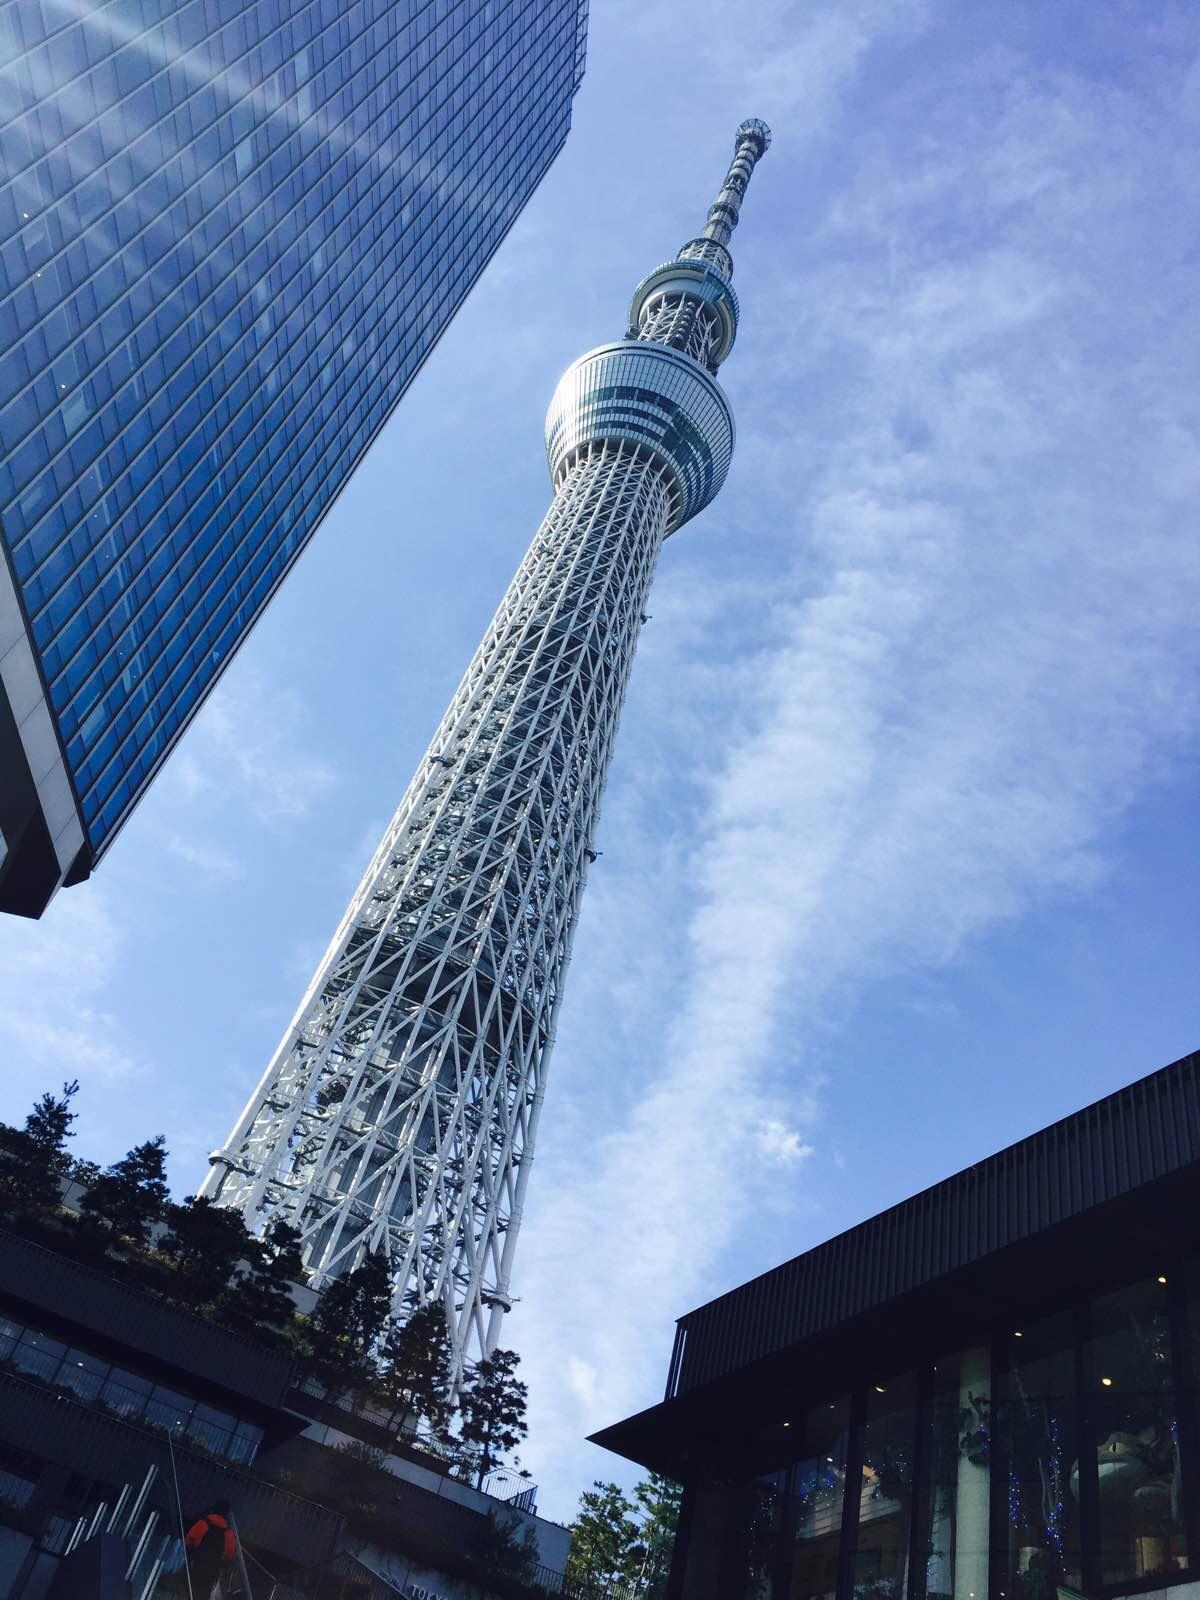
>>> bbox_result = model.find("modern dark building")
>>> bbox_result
[594,1050,1200,1600]
[0,0,589,917]
[0,1224,331,1596]
[0,1219,570,1597]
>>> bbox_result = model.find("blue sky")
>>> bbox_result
[2,0,1198,1528]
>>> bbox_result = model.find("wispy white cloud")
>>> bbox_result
[165,671,337,825]
[509,12,1200,1518]
[757,1119,816,1165]
[0,891,138,1104]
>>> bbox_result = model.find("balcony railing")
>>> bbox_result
[0,1369,342,1569]
[291,1373,541,1511]
[0,1226,295,1410]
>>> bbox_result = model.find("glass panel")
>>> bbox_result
[144,1384,193,1435]
[99,1367,152,1420]
[918,1346,991,1600]
[56,1349,109,1402]
[187,1403,236,1457]
[788,1397,851,1600]
[726,1469,786,1599]
[0,1316,22,1360]
[227,1422,263,1465]
[1089,1277,1187,1585]
[856,1373,918,1600]
[11,1331,66,1383]
[997,1319,1081,1600]
[681,1480,732,1600]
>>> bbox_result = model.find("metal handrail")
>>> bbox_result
[0,1225,286,1360]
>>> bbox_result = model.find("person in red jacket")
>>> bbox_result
[183,1498,237,1596]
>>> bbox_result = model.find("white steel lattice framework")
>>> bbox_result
[202,119,771,1373]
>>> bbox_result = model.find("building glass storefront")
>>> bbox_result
[595,1055,1200,1600]
[701,1268,1200,1600]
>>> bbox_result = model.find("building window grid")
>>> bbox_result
[0,0,542,392]
[72,93,573,830]
[62,89,571,803]
[727,1265,1200,1600]
[5,23,569,681]
[0,0,581,851]
[5,0,561,554]
[40,84,559,712]
[0,1312,262,1466]
[0,0,560,508]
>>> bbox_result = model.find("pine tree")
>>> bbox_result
[375,1301,453,1434]
[467,1506,539,1586]
[305,1249,393,1398]
[159,1195,254,1304]
[261,1218,306,1283]
[216,1218,307,1341]
[78,1135,169,1246]
[633,1473,683,1598]
[0,1080,79,1222]
[458,1347,528,1487]
[565,1480,642,1589]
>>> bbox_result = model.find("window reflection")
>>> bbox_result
[728,1470,786,1600]
[1089,1278,1188,1585]
[920,1347,991,1600]
[856,1374,917,1600]
[11,1331,66,1383]
[789,1398,851,1600]
[996,1319,1081,1600]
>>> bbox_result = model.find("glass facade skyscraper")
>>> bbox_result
[0,0,588,916]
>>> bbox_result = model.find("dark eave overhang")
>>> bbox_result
[592,1050,1200,1480]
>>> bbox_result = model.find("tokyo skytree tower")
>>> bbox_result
[203,119,771,1370]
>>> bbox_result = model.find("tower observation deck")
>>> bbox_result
[203,121,771,1372]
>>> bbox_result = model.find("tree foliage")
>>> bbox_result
[217,1219,307,1340]
[566,1481,641,1589]
[467,1506,539,1587]
[0,1080,79,1222]
[458,1346,529,1486]
[567,1473,682,1595]
[376,1300,453,1433]
[633,1473,683,1597]
[306,1249,393,1396]
[79,1135,169,1245]
[159,1195,254,1304]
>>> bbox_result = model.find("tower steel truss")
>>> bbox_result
[203,120,771,1373]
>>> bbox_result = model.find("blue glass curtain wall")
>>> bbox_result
[701,1262,1200,1600]
[0,0,584,858]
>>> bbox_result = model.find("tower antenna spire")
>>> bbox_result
[701,118,773,252]
[627,117,771,373]
[204,121,772,1378]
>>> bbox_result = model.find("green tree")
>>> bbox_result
[375,1301,454,1433]
[261,1217,306,1282]
[159,1195,253,1304]
[0,1080,79,1222]
[467,1506,539,1587]
[78,1135,169,1245]
[305,1249,393,1397]
[633,1473,683,1597]
[216,1218,308,1341]
[458,1347,528,1488]
[566,1480,641,1589]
